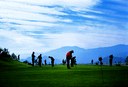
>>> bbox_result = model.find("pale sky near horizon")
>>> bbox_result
[0,0,128,58]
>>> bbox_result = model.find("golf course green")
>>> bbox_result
[0,60,128,87]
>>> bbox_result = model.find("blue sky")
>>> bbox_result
[0,0,128,58]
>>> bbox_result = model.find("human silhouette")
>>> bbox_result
[91,59,93,64]
[125,56,128,65]
[99,57,103,65]
[44,59,47,65]
[38,54,42,67]
[18,55,20,61]
[74,58,77,65]
[31,52,35,66]
[71,56,76,67]
[96,62,99,65]
[109,54,113,66]
[62,59,66,65]
[48,56,55,67]
[66,50,74,69]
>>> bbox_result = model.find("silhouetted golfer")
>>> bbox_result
[66,50,74,69]
[44,59,47,65]
[71,56,76,67]
[32,52,35,66]
[48,56,55,67]
[91,59,93,64]
[18,54,20,61]
[38,54,42,67]
[99,57,103,65]
[62,59,66,65]
[109,54,113,66]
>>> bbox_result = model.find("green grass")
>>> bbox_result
[0,60,128,87]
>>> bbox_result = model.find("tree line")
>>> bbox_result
[0,47,20,61]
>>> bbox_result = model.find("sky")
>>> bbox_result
[0,0,128,59]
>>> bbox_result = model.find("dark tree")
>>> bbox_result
[0,48,3,58]
[0,48,3,53]
[11,53,17,60]
[0,48,11,61]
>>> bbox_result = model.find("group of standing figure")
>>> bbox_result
[31,52,55,67]
[32,50,114,68]
[92,54,114,66]
[32,50,76,69]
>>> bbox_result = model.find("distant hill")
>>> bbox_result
[22,44,128,64]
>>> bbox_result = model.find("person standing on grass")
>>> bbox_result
[62,59,66,65]
[71,56,76,67]
[32,52,35,66]
[38,54,42,67]
[91,59,93,65]
[66,50,74,69]
[99,57,103,65]
[44,59,47,65]
[48,56,55,67]
[18,54,20,61]
[109,54,113,66]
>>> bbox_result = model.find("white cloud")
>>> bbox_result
[0,18,58,27]
[0,9,60,22]
[0,18,73,33]
[0,29,45,56]
[0,1,101,26]
[3,0,100,9]
[0,0,68,15]
[61,19,73,23]
[0,0,101,15]
[39,29,128,50]
[78,14,99,19]
[0,0,101,31]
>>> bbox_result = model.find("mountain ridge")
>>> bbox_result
[21,44,128,64]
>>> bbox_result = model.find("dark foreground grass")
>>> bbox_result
[0,61,128,87]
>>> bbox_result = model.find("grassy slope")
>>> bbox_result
[0,60,128,87]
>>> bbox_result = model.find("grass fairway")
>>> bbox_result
[0,60,128,87]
